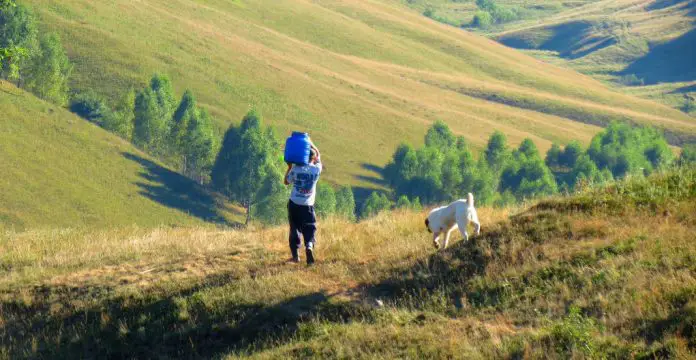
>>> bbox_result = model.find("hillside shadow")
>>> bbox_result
[355,163,387,187]
[670,83,696,94]
[365,235,490,307]
[647,0,696,11]
[622,28,696,84]
[122,152,232,226]
[498,21,616,59]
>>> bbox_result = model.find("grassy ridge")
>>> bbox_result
[0,81,240,230]
[494,0,696,111]
[2,167,694,358]
[22,0,695,186]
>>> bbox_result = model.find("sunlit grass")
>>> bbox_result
[2,168,695,358]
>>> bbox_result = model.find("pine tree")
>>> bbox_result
[315,183,337,218]
[484,131,510,173]
[335,185,356,221]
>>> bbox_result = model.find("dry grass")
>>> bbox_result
[2,168,695,359]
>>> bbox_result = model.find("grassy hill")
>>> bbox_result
[21,0,696,187]
[0,81,239,230]
[496,0,696,109]
[2,167,694,358]
[404,0,696,114]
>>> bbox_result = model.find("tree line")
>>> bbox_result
[70,74,358,225]
[359,120,694,218]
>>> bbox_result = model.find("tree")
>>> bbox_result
[170,90,196,154]
[360,192,391,219]
[500,138,557,200]
[23,32,72,105]
[476,0,497,12]
[546,143,562,169]
[168,90,218,181]
[0,1,35,79]
[568,155,612,189]
[396,195,412,209]
[587,122,673,178]
[107,89,136,140]
[133,87,160,149]
[211,109,281,225]
[335,185,356,221]
[471,11,493,29]
[315,182,337,218]
[411,197,423,211]
[484,131,510,173]
[560,141,583,169]
[132,74,176,153]
[252,166,289,225]
[150,74,176,126]
[181,108,217,183]
[425,120,456,151]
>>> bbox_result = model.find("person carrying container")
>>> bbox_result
[283,132,322,265]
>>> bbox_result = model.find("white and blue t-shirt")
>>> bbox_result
[287,161,322,206]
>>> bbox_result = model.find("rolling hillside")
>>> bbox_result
[2,168,694,358]
[496,0,696,111]
[0,81,238,230]
[23,0,696,187]
[404,0,696,113]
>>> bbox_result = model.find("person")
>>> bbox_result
[284,142,322,265]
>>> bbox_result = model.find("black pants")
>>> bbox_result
[288,200,317,255]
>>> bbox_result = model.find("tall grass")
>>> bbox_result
[2,167,695,358]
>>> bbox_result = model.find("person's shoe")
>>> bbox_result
[287,256,300,264]
[305,247,315,265]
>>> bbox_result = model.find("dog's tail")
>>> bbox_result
[467,192,474,207]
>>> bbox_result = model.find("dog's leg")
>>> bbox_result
[432,232,441,249]
[456,216,469,241]
[443,227,456,249]
[473,219,481,236]
[470,209,481,236]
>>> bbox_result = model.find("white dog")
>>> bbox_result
[425,193,481,250]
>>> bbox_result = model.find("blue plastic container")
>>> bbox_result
[284,132,311,165]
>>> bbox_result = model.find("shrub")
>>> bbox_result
[360,192,391,219]
[679,144,696,165]
[549,306,597,357]
[619,74,644,86]
[70,91,113,126]
[471,11,493,29]
[682,97,695,114]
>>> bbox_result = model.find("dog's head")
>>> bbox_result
[425,218,431,233]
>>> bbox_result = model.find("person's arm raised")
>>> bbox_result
[284,163,292,185]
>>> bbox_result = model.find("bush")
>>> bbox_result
[471,11,493,29]
[70,91,113,126]
[682,97,695,114]
[549,306,597,357]
[619,74,644,86]
[679,144,696,166]
[360,192,391,219]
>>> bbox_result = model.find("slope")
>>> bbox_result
[23,0,696,186]
[0,81,238,230]
[2,167,694,358]
[494,0,696,111]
